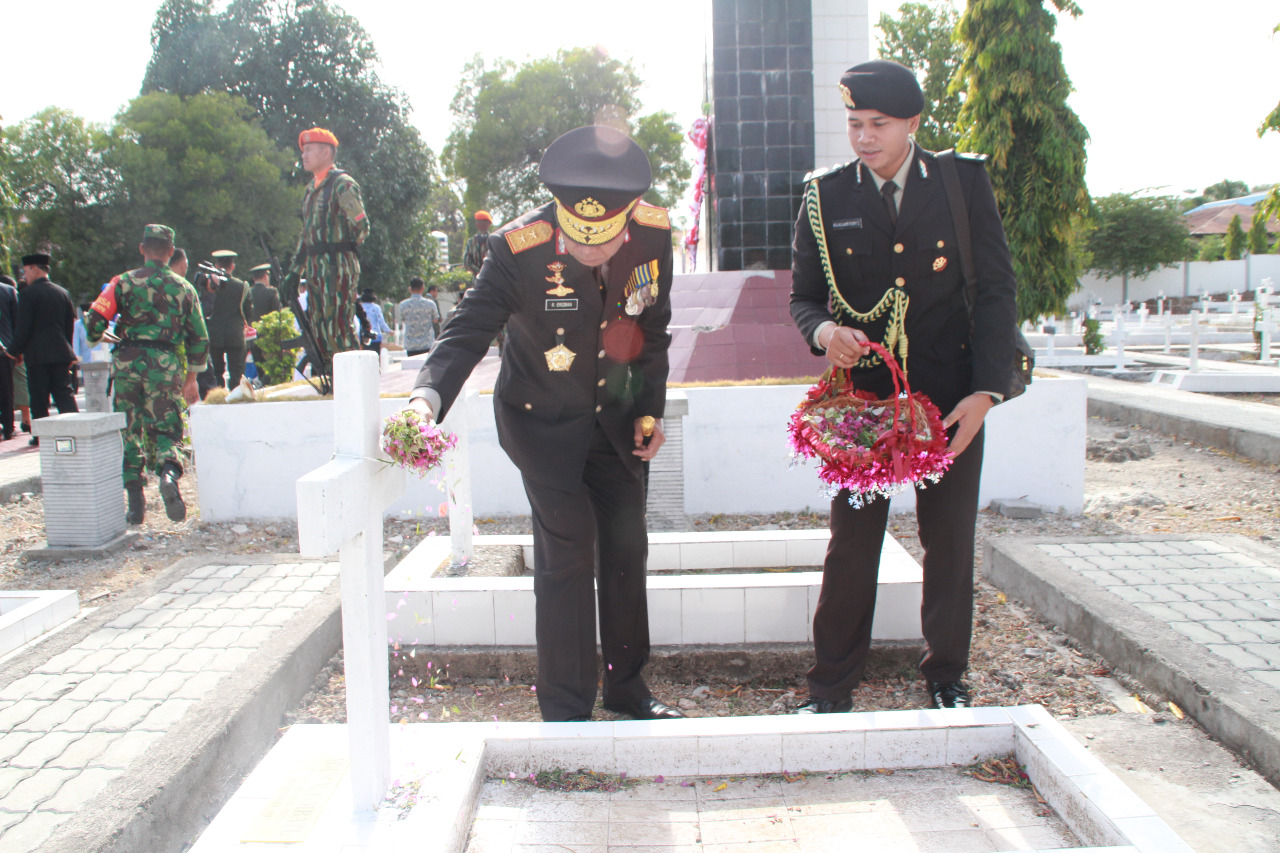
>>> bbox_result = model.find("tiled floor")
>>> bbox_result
[465,768,1079,852]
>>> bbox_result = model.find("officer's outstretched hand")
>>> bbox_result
[821,325,870,369]
[942,392,994,457]
[409,396,435,423]
[633,417,664,461]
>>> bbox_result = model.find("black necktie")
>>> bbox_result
[881,180,899,227]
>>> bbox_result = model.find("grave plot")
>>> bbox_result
[188,352,1190,853]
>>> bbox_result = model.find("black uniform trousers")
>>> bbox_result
[25,361,78,421]
[808,426,985,699]
[207,346,246,391]
[0,357,13,437]
[522,421,652,721]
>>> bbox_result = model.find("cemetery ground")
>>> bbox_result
[3,405,1280,850]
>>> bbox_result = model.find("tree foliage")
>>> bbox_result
[142,0,434,294]
[954,0,1090,322]
[1259,22,1280,225]
[877,1,964,152]
[1248,207,1272,255]
[107,92,299,267]
[1224,214,1246,260]
[1185,178,1251,210]
[1084,194,1188,300]
[4,109,121,298]
[443,48,690,224]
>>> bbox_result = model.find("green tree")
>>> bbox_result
[954,0,1090,323]
[1196,235,1225,262]
[4,108,121,299]
[106,92,299,269]
[877,1,963,152]
[1084,194,1189,303]
[444,48,690,222]
[142,0,434,295]
[1248,207,1272,255]
[1224,214,1246,260]
[1259,23,1280,223]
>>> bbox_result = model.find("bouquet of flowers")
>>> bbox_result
[382,408,457,478]
[788,341,952,506]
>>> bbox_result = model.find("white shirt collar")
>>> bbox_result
[865,140,916,206]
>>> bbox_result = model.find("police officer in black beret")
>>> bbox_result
[409,126,683,722]
[7,252,79,445]
[790,60,1019,712]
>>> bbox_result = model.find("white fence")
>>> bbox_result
[1072,256,1280,310]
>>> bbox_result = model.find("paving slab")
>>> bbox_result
[985,533,1280,789]
[0,554,343,853]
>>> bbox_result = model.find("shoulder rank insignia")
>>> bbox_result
[631,203,670,230]
[505,220,553,254]
[954,151,988,162]
[803,162,849,183]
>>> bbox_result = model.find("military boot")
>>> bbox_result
[159,462,186,522]
[125,481,145,525]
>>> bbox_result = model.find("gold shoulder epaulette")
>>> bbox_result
[632,203,670,230]
[505,221,553,254]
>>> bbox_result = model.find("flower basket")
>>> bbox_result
[381,409,457,478]
[788,341,952,506]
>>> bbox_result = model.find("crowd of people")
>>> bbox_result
[3,60,1020,720]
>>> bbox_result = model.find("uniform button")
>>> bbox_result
[595,405,602,413]
[597,379,605,387]
[845,248,853,255]
[598,350,606,358]
[893,243,904,253]
[524,403,532,410]
[895,277,906,287]
[937,240,945,248]
[600,321,607,329]
[556,327,565,335]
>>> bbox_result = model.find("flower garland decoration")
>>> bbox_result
[788,342,953,507]
[381,408,457,477]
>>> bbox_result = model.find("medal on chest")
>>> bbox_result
[622,260,659,316]
[544,327,576,372]
[544,262,573,297]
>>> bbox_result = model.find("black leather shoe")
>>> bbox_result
[928,681,972,709]
[159,462,186,522]
[28,436,38,447]
[602,698,685,720]
[793,696,853,714]
[20,421,30,433]
[125,482,145,525]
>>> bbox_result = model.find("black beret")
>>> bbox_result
[540,126,651,245]
[839,60,924,119]
[21,253,51,267]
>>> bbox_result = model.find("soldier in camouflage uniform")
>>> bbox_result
[86,224,209,525]
[289,127,370,376]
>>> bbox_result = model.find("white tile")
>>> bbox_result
[614,736,699,777]
[865,727,947,769]
[744,585,808,643]
[698,734,783,775]
[492,589,535,645]
[679,541,733,571]
[386,593,432,646]
[732,538,787,569]
[647,588,682,645]
[647,543,681,572]
[681,588,744,644]
[870,581,923,641]
[1072,772,1156,821]
[1029,729,1104,778]
[431,590,495,645]
[781,730,865,773]
[945,724,1016,766]
[528,737,617,774]
[785,537,827,567]
[1113,815,1196,853]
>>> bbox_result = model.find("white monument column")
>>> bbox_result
[296,351,406,813]
[446,389,476,566]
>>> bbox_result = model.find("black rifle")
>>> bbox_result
[258,234,332,395]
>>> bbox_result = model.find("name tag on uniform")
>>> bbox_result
[832,218,863,230]
[545,298,578,311]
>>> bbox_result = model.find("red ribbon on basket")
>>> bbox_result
[788,341,953,506]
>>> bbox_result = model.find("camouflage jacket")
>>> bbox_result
[86,259,210,372]
[290,169,369,272]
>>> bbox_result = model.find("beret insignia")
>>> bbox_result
[631,203,670,230]
[839,84,855,109]
[505,221,553,254]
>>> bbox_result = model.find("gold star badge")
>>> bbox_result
[544,343,576,372]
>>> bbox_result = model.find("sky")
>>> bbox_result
[4,0,1279,199]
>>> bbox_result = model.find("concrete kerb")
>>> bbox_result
[6,554,343,853]
[0,474,41,505]
[984,533,1280,789]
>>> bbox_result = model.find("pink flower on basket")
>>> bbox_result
[381,409,458,478]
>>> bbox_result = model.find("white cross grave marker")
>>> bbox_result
[1189,310,1201,373]
[296,351,406,812]
[1258,307,1277,364]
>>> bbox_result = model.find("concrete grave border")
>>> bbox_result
[190,704,1190,852]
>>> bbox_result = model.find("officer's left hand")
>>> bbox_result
[181,374,199,406]
[942,392,994,457]
[633,417,665,461]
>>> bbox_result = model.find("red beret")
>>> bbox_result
[298,127,340,149]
